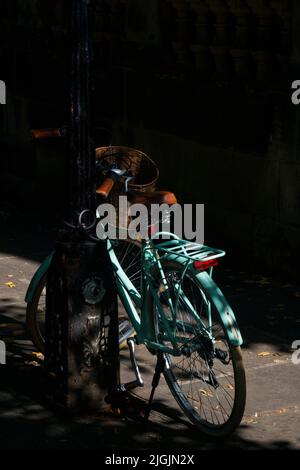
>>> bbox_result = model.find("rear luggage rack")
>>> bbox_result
[152,235,225,265]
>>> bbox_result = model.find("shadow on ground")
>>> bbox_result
[0,304,299,450]
[0,364,296,451]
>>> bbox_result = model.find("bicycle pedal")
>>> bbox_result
[127,338,144,388]
[116,380,143,394]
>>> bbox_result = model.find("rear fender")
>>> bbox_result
[194,271,243,347]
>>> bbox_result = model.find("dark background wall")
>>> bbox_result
[0,0,300,278]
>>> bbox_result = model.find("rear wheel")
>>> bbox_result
[153,260,246,438]
[26,240,142,354]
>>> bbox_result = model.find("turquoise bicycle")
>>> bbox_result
[25,161,246,438]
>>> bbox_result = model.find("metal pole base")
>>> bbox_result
[45,240,119,412]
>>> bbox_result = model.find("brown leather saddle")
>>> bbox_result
[127,191,177,207]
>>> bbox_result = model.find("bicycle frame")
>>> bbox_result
[108,237,218,357]
[25,235,243,352]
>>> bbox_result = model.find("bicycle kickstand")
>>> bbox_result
[116,337,144,394]
[109,337,144,410]
[144,350,165,422]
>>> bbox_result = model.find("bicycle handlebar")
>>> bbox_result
[96,176,115,198]
[31,128,63,140]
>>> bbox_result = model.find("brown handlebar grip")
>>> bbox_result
[31,128,62,140]
[96,178,115,198]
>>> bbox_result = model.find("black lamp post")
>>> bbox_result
[44,0,119,412]
[68,0,95,222]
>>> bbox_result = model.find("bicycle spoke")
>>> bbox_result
[156,266,242,430]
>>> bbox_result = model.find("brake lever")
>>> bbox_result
[96,162,133,190]
[125,176,134,192]
[110,168,128,178]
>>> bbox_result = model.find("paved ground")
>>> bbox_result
[0,229,300,450]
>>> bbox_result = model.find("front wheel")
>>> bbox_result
[153,260,246,438]
[26,240,142,354]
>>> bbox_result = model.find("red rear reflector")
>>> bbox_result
[148,224,159,236]
[193,259,219,271]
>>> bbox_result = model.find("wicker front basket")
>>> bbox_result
[96,146,159,228]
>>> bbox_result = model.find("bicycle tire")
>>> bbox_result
[152,259,246,438]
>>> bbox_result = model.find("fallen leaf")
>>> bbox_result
[226,384,234,390]
[4,282,16,288]
[245,414,259,424]
[258,352,271,357]
[276,408,287,415]
[32,352,44,360]
[111,407,122,417]
[199,389,213,398]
